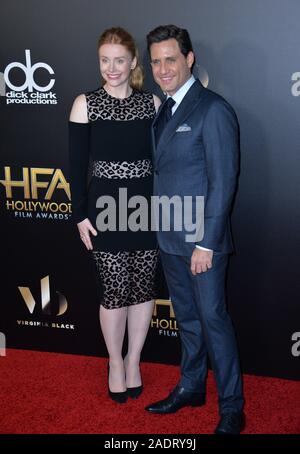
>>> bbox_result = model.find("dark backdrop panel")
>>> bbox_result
[1,0,299,379]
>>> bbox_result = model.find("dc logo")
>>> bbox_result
[4,49,55,92]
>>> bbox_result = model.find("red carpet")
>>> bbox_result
[0,349,299,434]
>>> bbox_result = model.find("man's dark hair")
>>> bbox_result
[147,24,194,58]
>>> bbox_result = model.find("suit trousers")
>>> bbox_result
[160,250,244,414]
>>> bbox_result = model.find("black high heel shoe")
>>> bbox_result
[124,358,143,399]
[127,384,143,399]
[107,363,128,404]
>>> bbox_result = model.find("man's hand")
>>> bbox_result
[190,248,213,275]
[77,218,97,250]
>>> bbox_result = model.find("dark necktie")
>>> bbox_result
[155,97,176,146]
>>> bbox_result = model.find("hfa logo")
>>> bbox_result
[18,275,67,316]
[0,166,72,220]
[0,49,57,105]
[0,167,70,200]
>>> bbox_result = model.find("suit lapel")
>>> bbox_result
[153,80,205,165]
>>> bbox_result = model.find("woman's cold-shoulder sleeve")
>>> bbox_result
[68,121,90,223]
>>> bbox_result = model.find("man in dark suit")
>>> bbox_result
[145,25,245,434]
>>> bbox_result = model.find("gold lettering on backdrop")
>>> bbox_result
[5,200,72,212]
[46,169,71,200]
[40,275,51,314]
[153,299,175,318]
[151,299,178,333]
[18,287,36,314]
[56,291,68,316]
[0,167,30,198]
[151,318,178,330]
[0,167,70,200]
[31,168,53,199]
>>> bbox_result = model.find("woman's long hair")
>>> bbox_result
[98,27,144,90]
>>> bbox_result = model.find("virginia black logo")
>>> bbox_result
[18,275,67,316]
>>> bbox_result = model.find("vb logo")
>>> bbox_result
[3,49,55,92]
[18,275,67,316]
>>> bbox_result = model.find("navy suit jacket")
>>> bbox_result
[152,79,239,256]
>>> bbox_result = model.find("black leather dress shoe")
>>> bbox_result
[214,412,245,434]
[145,386,205,414]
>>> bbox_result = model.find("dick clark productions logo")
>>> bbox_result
[1,49,57,104]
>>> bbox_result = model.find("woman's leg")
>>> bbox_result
[125,300,154,387]
[100,305,127,392]
[93,251,130,393]
[125,249,158,387]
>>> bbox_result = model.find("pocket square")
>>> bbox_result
[176,123,192,132]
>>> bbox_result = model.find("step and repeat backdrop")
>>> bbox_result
[1,0,299,379]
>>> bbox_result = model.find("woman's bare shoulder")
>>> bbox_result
[69,94,88,123]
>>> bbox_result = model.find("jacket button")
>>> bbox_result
[154,170,159,175]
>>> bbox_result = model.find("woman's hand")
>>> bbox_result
[77,218,97,250]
